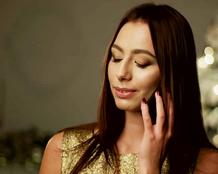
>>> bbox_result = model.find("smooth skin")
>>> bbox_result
[39,21,218,174]
[138,92,173,174]
[39,94,218,174]
[108,21,172,173]
[108,21,160,112]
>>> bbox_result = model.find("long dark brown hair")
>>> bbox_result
[71,3,215,174]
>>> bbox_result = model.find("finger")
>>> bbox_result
[167,93,174,138]
[141,99,153,133]
[155,91,165,133]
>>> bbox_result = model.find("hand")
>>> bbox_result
[138,91,174,174]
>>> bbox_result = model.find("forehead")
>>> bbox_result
[113,21,154,54]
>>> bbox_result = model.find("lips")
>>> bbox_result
[113,87,137,99]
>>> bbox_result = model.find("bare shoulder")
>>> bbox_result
[39,123,96,174]
[39,131,64,174]
[46,131,64,151]
[194,148,218,174]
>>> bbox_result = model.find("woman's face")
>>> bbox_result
[108,21,160,111]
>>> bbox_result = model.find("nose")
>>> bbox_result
[117,60,132,81]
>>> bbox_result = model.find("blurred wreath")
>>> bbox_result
[198,15,218,147]
[0,127,51,170]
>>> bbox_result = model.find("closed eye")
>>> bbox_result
[135,61,150,68]
[111,55,122,62]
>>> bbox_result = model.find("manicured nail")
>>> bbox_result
[143,98,147,104]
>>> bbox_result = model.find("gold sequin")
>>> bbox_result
[61,128,169,174]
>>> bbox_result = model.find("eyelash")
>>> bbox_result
[111,55,149,69]
[135,61,149,68]
[111,56,122,62]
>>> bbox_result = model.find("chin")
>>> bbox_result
[114,99,141,112]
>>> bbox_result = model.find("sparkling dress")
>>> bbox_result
[61,127,170,174]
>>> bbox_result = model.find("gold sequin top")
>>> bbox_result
[61,127,169,174]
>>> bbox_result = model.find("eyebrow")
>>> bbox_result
[112,44,156,58]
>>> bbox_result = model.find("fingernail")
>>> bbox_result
[142,98,147,104]
[156,91,160,96]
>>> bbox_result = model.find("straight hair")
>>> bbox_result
[71,3,215,174]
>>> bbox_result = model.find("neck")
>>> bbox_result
[117,110,144,154]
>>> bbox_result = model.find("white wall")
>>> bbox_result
[0,0,218,132]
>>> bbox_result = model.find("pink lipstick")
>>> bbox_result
[114,87,136,99]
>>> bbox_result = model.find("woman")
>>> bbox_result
[39,3,218,174]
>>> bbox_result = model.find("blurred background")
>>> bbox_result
[0,0,218,173]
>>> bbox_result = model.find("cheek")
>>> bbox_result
[107,62,114,83]
[136,69,160,90]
